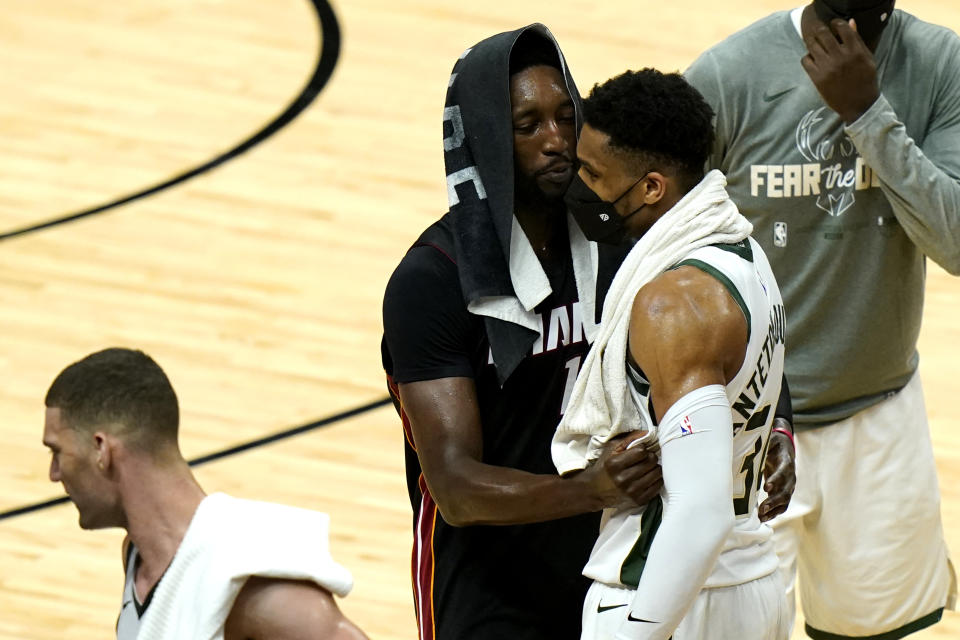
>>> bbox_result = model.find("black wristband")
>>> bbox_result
[774,373,794,433]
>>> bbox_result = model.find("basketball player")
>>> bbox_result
[554,68,789,640]
[380,25,667,640]
[42,348,368,640]
[382,23,798,639]
[685,1,958,637]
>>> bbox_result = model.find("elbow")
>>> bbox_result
[939,253,960,276]
[674,494,735,551]
[435,500,473,527]
[425,477,479,527]
[702,500,736,547]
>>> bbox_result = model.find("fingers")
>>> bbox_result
[806,17,868,65]
[611,455,659,485]
[801,53,819,81]
[604,440,653,473]
[805,19,842,58]
[763,458,796,497]
[834,17,864,47]
[758,431,796,522]
[615,466,663,505]
[607,430,647,454]
[761,468,796,521]
[758,500,788,522]
[605,448,663,505]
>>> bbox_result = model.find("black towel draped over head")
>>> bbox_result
[441,23,583,384]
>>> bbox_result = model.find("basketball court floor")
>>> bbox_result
[0,1,956,638]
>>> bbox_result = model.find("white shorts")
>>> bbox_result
[772,373,957,638]
[581,571,789,640]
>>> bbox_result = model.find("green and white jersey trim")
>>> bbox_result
[583,237,785,590]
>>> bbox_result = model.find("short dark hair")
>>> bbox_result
[582,68,715,185]
[45,348,179,453]
[509,30,561,77]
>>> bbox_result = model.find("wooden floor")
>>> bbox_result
[0,1,957,638]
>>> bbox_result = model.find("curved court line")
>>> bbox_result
[0,0,341,242]
[0,396,392,522]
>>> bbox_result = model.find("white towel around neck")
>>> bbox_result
[136,493,354,640]
[552,170,752,475]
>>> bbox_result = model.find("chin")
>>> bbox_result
[77,512,99,530]
[537,179,572,202]
[533,188,569,209]
[77,508,117,531]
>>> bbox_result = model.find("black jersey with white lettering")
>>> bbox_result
[382,213,599,640]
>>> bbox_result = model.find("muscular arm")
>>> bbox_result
[617,268,748,640]
[386,245,659,528]
[399,377,659,526]
[224,577,367,640]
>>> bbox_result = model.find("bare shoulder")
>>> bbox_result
[629,266,748,416]
[224,576,368,640]
[631,266,746,348]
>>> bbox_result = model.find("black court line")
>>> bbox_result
[0,0,340,242]
[0,396,393,522]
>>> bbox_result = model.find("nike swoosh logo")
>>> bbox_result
[762,87,795,102]
[627,613,658,623]
[597,603,628,613]
[121,600,132,609]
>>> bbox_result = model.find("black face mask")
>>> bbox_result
[813,0,895,46]
[565,173,648,245]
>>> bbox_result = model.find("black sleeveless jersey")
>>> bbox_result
[381,213,600,639]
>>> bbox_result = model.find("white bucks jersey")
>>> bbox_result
[116,544,152,640]
[584,237,786,589]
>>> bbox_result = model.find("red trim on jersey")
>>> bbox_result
[413,241,457,266]
[413,474,438,640]
[386,374,417,451]
[387,373,436,638]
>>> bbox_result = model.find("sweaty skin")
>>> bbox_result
[629,268,748,420]
[397,65,663,528]
[576,123,795,518]
[399,377,662,526]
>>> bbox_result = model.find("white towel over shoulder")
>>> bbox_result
[137,493,354,640]
[552,170,751,475]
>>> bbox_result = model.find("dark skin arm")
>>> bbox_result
[801,10,880,124]
[759,419,796,522]
[629,268,793,521]
[629,269,747,420]
[398,377,662,527]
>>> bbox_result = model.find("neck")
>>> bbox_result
[122,458,205,584]
[626,183,685,240]
[514,199,568,262]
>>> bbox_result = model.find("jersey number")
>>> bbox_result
[559,356,582,416]
[732,404,771,517]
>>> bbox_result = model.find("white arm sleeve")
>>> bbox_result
[615,384,735,640]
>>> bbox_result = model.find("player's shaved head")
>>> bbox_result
[45,348,180,456]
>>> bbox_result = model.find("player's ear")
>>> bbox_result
[92,432,112,473]
[643,172,667,205]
